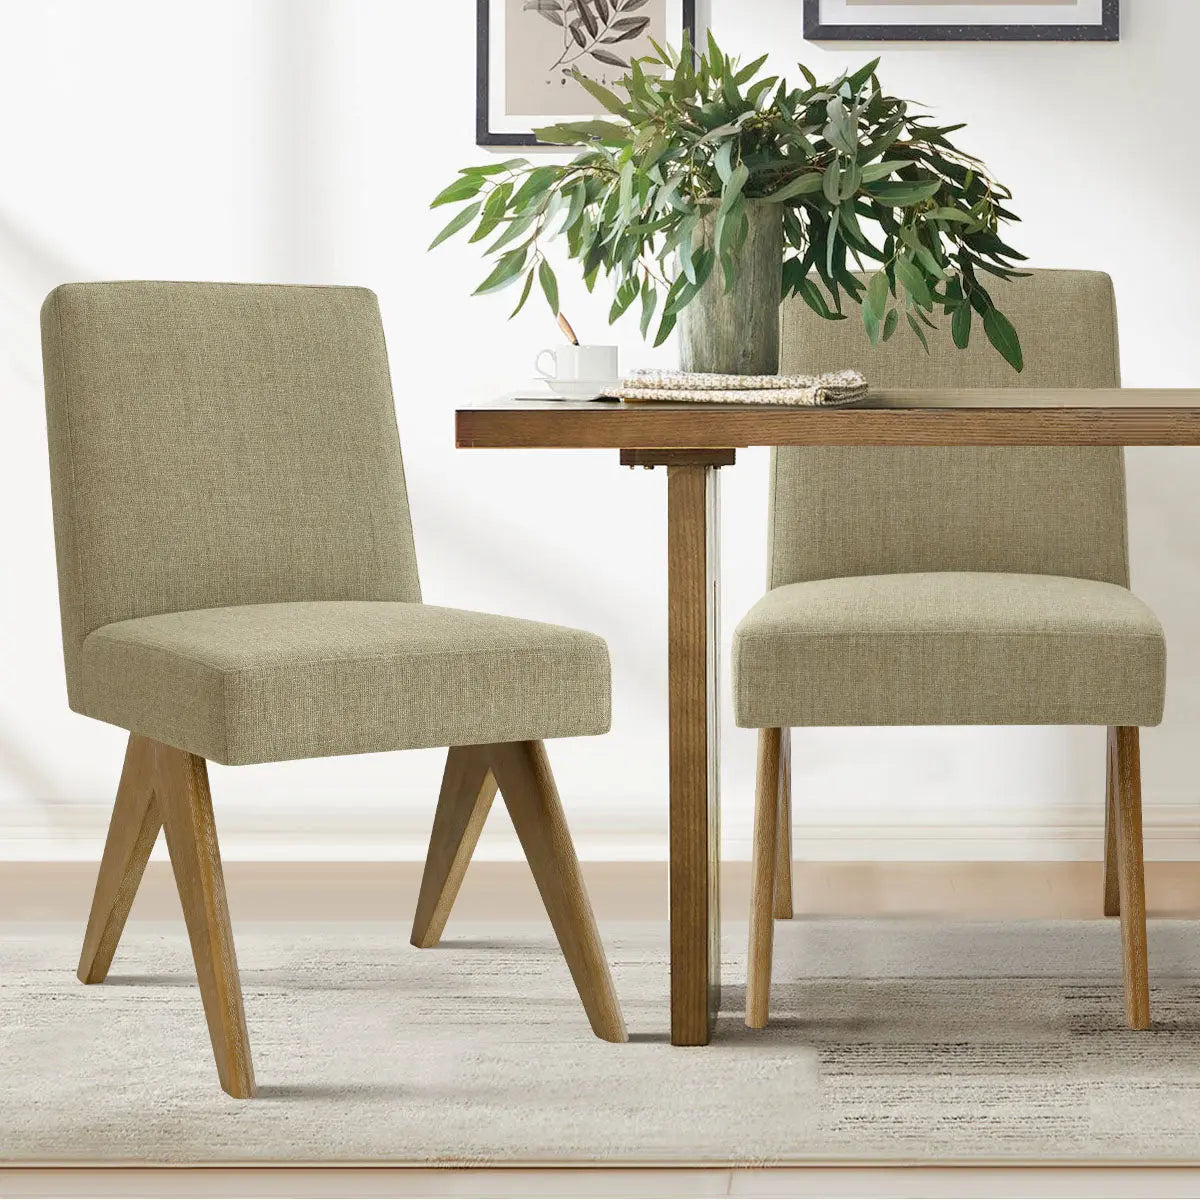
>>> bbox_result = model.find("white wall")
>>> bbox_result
[2,0,1198,863]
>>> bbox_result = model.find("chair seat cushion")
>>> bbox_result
[732,572,1165,728]
[80,601,611,764]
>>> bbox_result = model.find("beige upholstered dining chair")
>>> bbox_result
[735,270,1165,1032]
[41,281,626,1098]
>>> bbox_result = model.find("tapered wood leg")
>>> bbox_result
[746,727,781,1028]
[1103,727,1121,917]
[1110,726,1150,1030]
[774,728,793,920]
[666,462,722,1045]
[78,735,162,984]
[410,746,498,948]
[489,740,627,1043]
[155,743,256,1097]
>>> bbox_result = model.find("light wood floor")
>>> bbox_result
[7,860,1200,1197]
[8,1164,1200,1198]
[6,859,1200,922]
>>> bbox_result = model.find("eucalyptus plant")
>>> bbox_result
[431,31,1027,369]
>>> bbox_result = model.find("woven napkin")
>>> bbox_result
[612,367,868,407]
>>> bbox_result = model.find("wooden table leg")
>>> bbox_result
[667,461,722,1045]
[621,448,732,1045]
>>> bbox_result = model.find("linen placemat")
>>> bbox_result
[613,367,868,407]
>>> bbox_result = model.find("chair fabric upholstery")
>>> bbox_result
[81,601,610,765]
[733,572,1165,729]
[42,282,611,761]
[770,270,1129,589]
[733,270,1167,728]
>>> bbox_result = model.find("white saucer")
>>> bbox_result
[545,379,618,401]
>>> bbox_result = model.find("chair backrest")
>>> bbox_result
[42,281,421,704]
[769,269,1128,591]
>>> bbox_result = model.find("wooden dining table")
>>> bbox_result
[455,388,1200,1046]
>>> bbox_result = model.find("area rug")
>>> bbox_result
[4,918,1200,1166]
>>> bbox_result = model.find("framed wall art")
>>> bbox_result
[803,0,1119,42]
[477,0,698,148]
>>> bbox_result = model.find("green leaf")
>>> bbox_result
[571,72,627,116]
[538,260,559,314]
[747,75,779,108]
[859,159,915,183]
[906,311,931,354]
[639,277,658,338]
[951,302,971,349]
[796,276,845,322]
[983,307,1023,371]
[929,206,981,225]
[509,268,536,318]
[511,166,559,211]
[428,201,481,250]
[847,56,880,92]
[618,160,634,218]
[485,211,537,254]
[706,28,724,77]
[609,275,640,323]
[866,270,889,320]
[653,309,677,348]
[664,276,699,317]
[558,181,587,236]
[431,175,485,208]
[473,248,528,296]
[647,36,674,67]
[714,139,734,185]
[825,206,841,281]
[719,163,749,215]
[482,181,514,221]
[763,172,823,202]
[894,258,932,309]
[534,119,629,145]
[470,213,503,244]
[899,225,945,278]
[822,159,841,205]
[679,215,699,283]
[733,52,768,86]
[460,157,527,176]
[864,178,942,206]
[862,295,881,346]
[882,307,899,341]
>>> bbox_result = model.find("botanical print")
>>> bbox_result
[505,0,666,117]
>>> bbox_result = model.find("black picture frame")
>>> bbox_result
[477,0,698,148]
[803,0,1119,42]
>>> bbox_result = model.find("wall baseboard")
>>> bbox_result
[5,798,1200,861]
[6,860,1200,923]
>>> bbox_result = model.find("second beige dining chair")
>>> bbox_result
[41,281,626,1098]
[734,270,1165,1032]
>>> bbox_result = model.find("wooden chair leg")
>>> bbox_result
[1099,729,1118,916]
[1103,726,1121,917]
[487,740,627,1043]
[410,746,498,948]
[1111,726,1150,1030]
[773,728,793,920]
[155,742,256,1097]
[78,735,162,984]
[746,727,781,1028]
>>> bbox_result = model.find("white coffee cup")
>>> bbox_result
[535,344,619,392]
